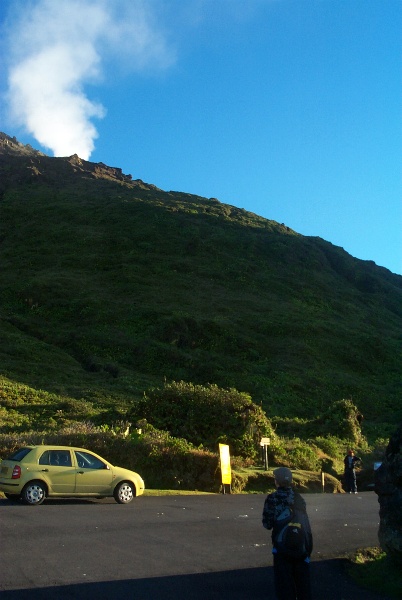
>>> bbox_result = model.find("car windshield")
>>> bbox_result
[6,447,33,461]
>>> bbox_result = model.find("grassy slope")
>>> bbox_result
[0,139,401,436]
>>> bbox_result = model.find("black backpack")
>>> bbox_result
[274,494,313,559]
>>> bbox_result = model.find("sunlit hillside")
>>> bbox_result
[0,132,401,442]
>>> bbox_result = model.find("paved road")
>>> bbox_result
[0,492,391,599]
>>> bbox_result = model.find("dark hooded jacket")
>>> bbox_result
[262,486,312,555]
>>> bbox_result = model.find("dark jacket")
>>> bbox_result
[344,455,361,472]
[262,486,312,557]
[262,486,297,534]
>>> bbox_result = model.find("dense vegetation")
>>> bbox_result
[0,132,401,490]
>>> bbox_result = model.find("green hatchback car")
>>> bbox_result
[0,445,145,505]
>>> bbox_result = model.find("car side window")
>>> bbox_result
[39,450,50,465]
[75,451,106,470]
[8,447,33,461]
[44,450,72,467]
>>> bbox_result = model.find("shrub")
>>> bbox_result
[316,399,365,444]
[288,443,320,471]
[313,435,345,459]
[267,437,321,471]
[128,380,274,458]
[271,416,312,438]
[58,398,95,418]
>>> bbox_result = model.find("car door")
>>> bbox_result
[74,450,113,494]
[38,449,76,493]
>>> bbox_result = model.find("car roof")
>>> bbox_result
[24,445,95,452]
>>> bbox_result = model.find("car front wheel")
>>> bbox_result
[22,481,46,505]
[114,481,135,504]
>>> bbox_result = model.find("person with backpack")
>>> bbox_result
[262,467,313,600]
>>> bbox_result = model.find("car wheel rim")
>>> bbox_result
[26,485,44,504]
[118,484,133,503]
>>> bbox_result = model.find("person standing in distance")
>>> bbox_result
[343,449,362,494]
[262,467,313,600]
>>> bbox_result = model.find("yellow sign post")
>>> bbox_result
[219,443,232,493]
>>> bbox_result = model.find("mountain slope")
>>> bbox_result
[0,132,401,428]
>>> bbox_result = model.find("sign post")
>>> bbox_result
[260,437,271,471]
[219,443,232,494]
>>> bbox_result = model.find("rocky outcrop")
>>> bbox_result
[0,131,160,192]
[375,422,402,564]
[0,132,45,157]
[66,154,134,184]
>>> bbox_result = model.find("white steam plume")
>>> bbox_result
[5,0,174,159]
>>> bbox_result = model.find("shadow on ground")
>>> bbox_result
[0,560,392,600]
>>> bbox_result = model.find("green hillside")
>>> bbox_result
[0,132,401,456]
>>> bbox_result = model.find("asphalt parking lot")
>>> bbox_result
[0,492,391,599]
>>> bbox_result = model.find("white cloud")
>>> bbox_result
[5,0,175,159]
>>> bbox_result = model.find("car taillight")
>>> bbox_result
[12,465,21,479]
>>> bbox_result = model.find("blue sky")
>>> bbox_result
[0,0,401,275]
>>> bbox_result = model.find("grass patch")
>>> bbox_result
[348,547,402,598]
[231,466,343,494]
